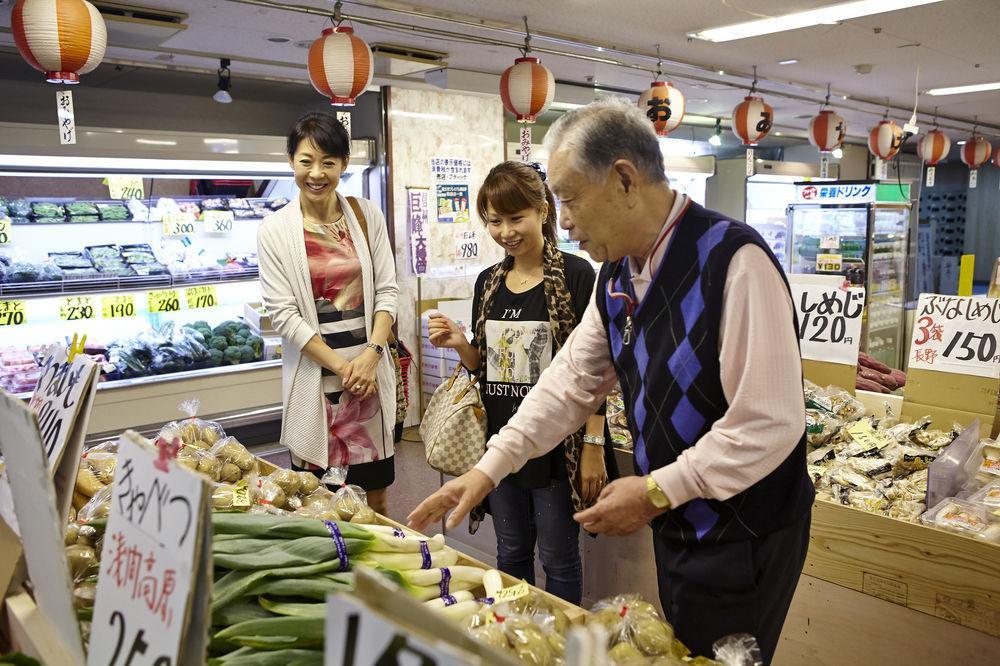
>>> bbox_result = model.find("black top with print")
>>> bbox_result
[473,252,597,489]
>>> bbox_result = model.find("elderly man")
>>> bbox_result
[409,97,814,662]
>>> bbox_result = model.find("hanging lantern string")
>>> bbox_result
[749,65,758,94]
[520,16,532,57]
[332,0,344,27]
[821,83,831,111]
[972,115,978,137]
[654,44,663,81]
[882,98,890,120]
[932,106,939,130]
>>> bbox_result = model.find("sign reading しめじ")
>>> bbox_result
[789,276,865,366]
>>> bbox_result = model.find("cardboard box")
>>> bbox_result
[244,302,277,336]
[421,354,462,379]
[263,336,282,361]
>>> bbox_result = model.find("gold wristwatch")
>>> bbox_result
[645,475,671,510]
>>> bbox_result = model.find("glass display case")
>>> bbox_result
[0,124,376,404]
[787,181,911,368]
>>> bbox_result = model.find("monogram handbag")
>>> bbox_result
[419,364,487,477]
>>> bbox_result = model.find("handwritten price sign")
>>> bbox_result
[454,230,479,261]
[162,212,196,237]
[790,277,865,365]
[148,289,181,314]
[107,175,145,200]
[102,294,136,319]
[185,285,218,309]
[59,295,96,321]
[203,210,234,234]
[88,433,208,666]
[909,294,1000,379]
[0,215,10,245]
[0,300,26,326]
[815,253,843,273]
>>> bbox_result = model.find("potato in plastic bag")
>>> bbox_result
[255,478,287,509]
[350,504,378,524]
[210,436,257,473]
[471,622,508,651]
[501,590,570,634]
[320,466,369,520]
[298,471,320,494]
[158,398,225,449]
[195,451,224,482]
[268,468,302,496]
[505,616,558,666]
[84,451,117,485]
[66,544,99,582]
[78,484,112,523]
[301,486,335,508]
[73,580,98,610]
[65,522,80,546]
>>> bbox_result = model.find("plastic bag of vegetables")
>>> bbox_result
[158,398,226,449]
[589,594,687,661]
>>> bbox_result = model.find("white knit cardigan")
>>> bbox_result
[257,193,399,468]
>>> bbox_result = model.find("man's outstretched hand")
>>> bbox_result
[407,468,495,531]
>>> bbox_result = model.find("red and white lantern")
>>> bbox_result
[867,120,904,160]
[12,0,107,84]
[731,96,774,146]
[916,129,951,165]
[808,109,846,153]
[499,57,554,123]
[960,135,992,169]
[307,26,373,106]
[638,81,685,137]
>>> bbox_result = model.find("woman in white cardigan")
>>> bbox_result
[258,112,398,514]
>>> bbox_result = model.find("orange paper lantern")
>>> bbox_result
[638,81,685,137]
[961,135,992,169]
[916,129,951,165]
[808,109,846,153]
[499,57,554,123]
[868,120,904,160]
[731,96,774,146]
[307,26,373,106]
[12,0,107,84]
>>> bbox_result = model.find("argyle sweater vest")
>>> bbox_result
[596,201,814,544]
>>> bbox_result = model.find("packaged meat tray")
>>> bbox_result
[226,197,250,210]
[233,208,257,219]
[200,198,227,211]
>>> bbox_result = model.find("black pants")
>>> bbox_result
[651,510,811,664]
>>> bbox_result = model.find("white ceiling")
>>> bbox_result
[1,0,998,142]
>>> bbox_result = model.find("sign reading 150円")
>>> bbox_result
[909,294,1000,379]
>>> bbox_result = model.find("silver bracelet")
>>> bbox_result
[582,434,606,447]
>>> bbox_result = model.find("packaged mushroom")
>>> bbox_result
[921,498,993,536]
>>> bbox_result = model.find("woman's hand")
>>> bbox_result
[341,348,379,400]
[427,313,467,349]
[579,442,608,504]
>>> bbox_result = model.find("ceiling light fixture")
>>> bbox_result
[688,0,943,42]
[214,58,233,104]
[708,118,723,146]
[778,59,799,65]
[957,140,967,145]
[927,81,1000,96]
[832,147,844,158]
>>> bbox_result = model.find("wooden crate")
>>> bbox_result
[806,498,1000,638]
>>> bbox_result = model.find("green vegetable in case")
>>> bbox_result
[210,336,229,352]
[224,346,243,365]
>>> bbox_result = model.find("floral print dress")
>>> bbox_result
[294,215,386,474]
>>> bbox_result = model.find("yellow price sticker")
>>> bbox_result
[846,420,893,451]
[0,300,26,326]
[816,253,843,273]
[147,289,181,313]
[59,296,96,321]
[106,175,145,200]
[232,479,251,508]
[203,210,235,234]
[101,294,136,319]
[162,212,196,236]
[0,216,10,245]
[185,285,218,309]
[493,581,531,604]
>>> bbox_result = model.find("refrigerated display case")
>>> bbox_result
[787,180,911,368]
[0,122,377,435]
[744,160,839,271]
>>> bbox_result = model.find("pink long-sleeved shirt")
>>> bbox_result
[474,193,807,509]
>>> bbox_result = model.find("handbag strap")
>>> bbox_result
[347,196,397,346]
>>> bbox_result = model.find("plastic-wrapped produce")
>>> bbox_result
[589,594,688,661]
[4,261,40,282]
[31,202,65,219]
[921,498,992,536]
[8,199,31,217]
[96,203,130,221]
[65,202,99,216]
[48,252,93,270]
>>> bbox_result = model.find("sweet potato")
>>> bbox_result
[858,351,891,374]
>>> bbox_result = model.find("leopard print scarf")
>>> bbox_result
[469,240,588,530]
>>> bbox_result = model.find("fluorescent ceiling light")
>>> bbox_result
[390,110,453,121]
[927,81,1000,96]
[778,59,799,65]
[832,148,844,158]
[0,154,291,176]
[957,140,967,145]
[135,139,177,146]
[549,101,583,111]
[203,138,238,145]
[689,0,943,42]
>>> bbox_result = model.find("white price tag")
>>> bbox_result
[88,433,211,666]
[28,346,99,467]
[203,209,235,234]
[970,169,979,189]
[819,153,830,179]
[745,148,755,176]
[337,111,352,138]
[162,212,196,236]
[790,276,865,365]
[820,235,840,250]
[909,294,1000,379]
[926,166,936,188]
[454,230,479,261]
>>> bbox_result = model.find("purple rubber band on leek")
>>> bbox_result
[324,520,350,572]
[439,567,452,598]
[442,594,458,606]
[393,527,405,539]
[420,540,432,569]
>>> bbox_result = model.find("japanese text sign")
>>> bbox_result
[796,183,875,204]
[789,275,865,366]
[28,345,99,467]
[88,432,209,666]
[909,294,1000,379]
[57,90,76,145]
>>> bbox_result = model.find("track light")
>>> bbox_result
[214,58,233,104]
[708,118,723,146]
[832,147,844,159]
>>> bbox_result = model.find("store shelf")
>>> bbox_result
[0,266,259,299]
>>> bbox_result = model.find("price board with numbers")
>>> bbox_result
[101,294,136,319]
[59,295,96,321]
[203,210,235,234]
[909,294,1000,379]
[162,212,196,236]
[454,230,480,261]
[148,289,182,314]
[0,215,10,245]
[0,300,26,326]
[815,253,843,273]
[789,278,865,365]
[88,432,212,666]
[185,285,218,309]
[106,175,145,200]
